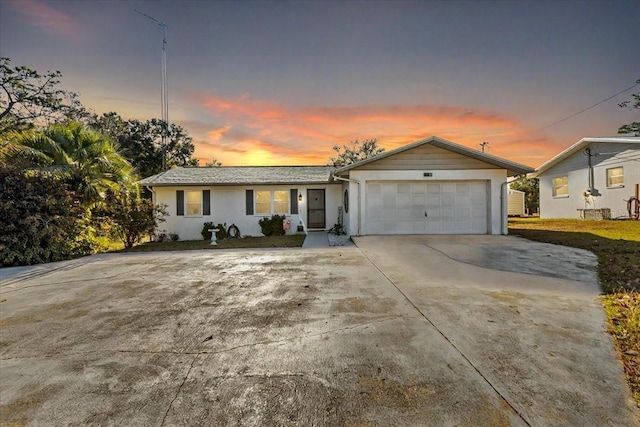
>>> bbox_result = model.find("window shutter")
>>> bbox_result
[246,190,254,215]
[290,189,298,214]
[176,190,184,216]
[203,190,211,215]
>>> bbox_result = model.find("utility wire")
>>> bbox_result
[536,81,640,132]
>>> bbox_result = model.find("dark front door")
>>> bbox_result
[307,189,326,228]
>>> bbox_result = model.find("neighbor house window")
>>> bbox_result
[552,176,568,197]
[186,190,202,215]
[606,167,624,187]
[255,190,289,215]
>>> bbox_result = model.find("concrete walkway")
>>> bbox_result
[301,230,329,248]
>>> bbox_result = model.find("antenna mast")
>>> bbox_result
[135,9,169,171]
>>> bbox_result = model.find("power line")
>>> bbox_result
[536,81,640,132]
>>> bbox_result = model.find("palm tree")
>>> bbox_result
[2,121,134,204]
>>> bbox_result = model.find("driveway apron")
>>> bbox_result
[354,234,638,426]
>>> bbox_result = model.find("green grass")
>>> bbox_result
[120,234,306,252]
[509,218,640,408]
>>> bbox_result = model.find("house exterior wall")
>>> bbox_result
[344,168,507,235]
[538,142,639,218]
[356,144,502,170]
[152,184,342,240]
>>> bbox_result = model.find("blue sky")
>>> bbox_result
[1,0,638,166]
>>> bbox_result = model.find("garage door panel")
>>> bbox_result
[366,181,488,235]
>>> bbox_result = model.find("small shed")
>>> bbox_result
[507,189,525,216]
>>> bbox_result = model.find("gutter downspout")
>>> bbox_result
[332,175,361,236]
[501,182,508,235]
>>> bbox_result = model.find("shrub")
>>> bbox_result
[202,222,227,240]
[169,232,179,242]
[259,215,286,236]
[0,165,95,266]
[102,187,167,249]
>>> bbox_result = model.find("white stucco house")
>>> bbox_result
[140,136,533,239]
[530,137,640,219]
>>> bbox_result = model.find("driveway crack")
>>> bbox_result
[160,353,200,427]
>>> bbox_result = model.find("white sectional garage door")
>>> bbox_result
[366,181,488,234]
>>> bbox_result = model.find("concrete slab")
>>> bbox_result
[302,231,329,248]
[0,238,637,426]
[354,235,638,426]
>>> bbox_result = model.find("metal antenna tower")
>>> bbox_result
[478,141,490,153]
[135,9,169,171]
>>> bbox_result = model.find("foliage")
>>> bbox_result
[618,79,640,136]
[89,112,198,178]
[603,292,640,406]
[0,58,88,134]
[169,232,179,242]
[122,235,305,252]
[259,214,286,236]
[509,175,539,214]
[2,121,133,205]
[330,138,384,166]
[102,187,167,249]
[201,222,227,240]
[205,158,222,167]
[0,165,95,266]
[328,223,345,235]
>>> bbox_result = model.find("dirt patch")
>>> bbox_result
[358,375,434,408]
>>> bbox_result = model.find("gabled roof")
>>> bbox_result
[139,166,336,186]
[529,136,640,178]
[330,136,534,177]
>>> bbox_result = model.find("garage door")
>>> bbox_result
[366,181,488,234]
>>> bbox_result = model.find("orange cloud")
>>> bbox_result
[186,93,565,167]
[8,0,82,38]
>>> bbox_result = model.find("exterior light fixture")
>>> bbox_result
[298,193,303,202]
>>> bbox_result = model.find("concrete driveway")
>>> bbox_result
[0,236,637,426]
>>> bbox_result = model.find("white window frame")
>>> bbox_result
[185,190,202,216]
[552,176,569,198]
[606,167,624,188]
[254,190,289,215]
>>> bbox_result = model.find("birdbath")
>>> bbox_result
[208,228,220,246]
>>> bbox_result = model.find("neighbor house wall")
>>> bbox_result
[345,168,507,235]
[538,142,639,218]
[152,184,342,240]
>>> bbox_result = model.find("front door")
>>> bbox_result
[307,189,326,229]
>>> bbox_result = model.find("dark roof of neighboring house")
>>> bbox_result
[529,136,640,178]
[139,166,336,186]
[330,135,534,178]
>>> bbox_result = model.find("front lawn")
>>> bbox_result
[509,218,640,407]
[121,234,306,252]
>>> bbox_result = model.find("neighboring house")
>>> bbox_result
[530,137,640,219]
[140,136,533,239]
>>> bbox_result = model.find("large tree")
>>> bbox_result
[90,112,198,177]
[329,138,384,166]
[3,121,133,204]
[0,58,87,134]
[618,79,640,136]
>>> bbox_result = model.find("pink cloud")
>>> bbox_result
[8,0,82,38]
[188,93,562,167]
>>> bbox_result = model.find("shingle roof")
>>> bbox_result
[139,166,336,186]
[331,136,534,177]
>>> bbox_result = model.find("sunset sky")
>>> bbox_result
[1,0,638,168]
